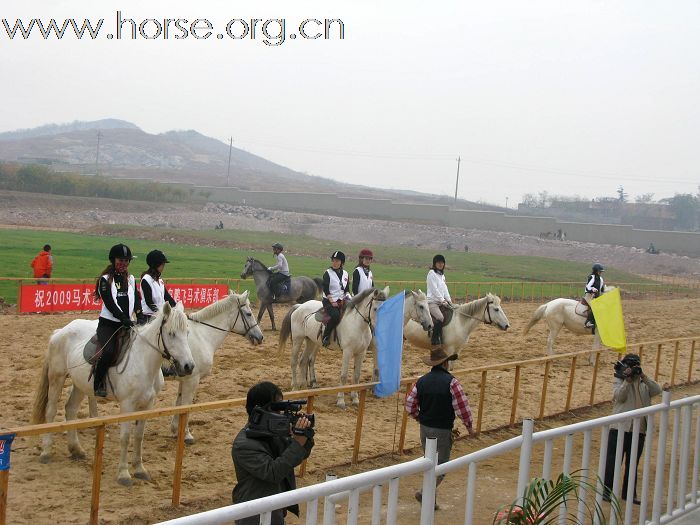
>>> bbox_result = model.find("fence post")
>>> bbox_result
[323,473,337,525]
[476,370,487,434]
[516,419,535,502]
[589,352,600,406]
[397,384,411,455]
[678,404,692,510]
[510,365,521,426]
[539,360,551,420]
[688,340,696,384]
[654,344,662,381]
[671,341,680,386]
[0,470,8,525]
[564,356,577,412]
[419,438,438,525]
[89,425,106,525]
[351,389,367,465]
[299,395,315,477]
[171,413,188,506]
[652,390,672,521]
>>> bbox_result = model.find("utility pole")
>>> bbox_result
[226,137,233,186]
[95,131,102,175]
[453,156,461,205]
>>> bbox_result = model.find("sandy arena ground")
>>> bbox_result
[1,298,699,524]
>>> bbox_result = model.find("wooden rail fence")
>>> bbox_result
[0,335,698,525]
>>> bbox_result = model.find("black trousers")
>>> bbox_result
[269,273,290,297]
[94,317,122,390]
[322,298,341,338]
[604,428,645,499]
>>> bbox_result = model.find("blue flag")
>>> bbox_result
[0,433,15,471]
[374,292,405,397]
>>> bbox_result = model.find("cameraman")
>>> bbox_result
[231,382,314,525]
[603,354,662,504]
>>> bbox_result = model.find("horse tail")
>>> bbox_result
[31,345,52,425]
[278,304,301,355]
[523,304,547,335]
[313,278,324,298]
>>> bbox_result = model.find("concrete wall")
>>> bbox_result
[186,184,699,257]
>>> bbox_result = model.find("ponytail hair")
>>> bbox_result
[93,264,116,301]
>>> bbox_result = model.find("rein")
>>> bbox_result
[187,298,260,337]
[451,299,495,325]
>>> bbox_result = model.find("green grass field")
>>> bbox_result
[0,227,651,304]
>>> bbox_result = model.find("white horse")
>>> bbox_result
[404,294,511,362]
[279,287,389,408]
[522,287,616,360]
[367,289,433,381]
[31,303,195,486]
[169,290,264,444]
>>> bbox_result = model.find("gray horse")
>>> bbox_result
[240,257,323,330]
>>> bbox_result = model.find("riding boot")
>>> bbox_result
[93,358,108,397]
[584,311,595,329]
[431,321,443,346]
[322,323,335,347]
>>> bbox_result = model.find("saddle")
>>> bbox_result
[84,331,128,377]
[314,300,346,345]
[267,274,291,298]
[574,297,590,317]
[431,305,454,327]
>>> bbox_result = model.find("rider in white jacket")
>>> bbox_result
[427,254,451,346]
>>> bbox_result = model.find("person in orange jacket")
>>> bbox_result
[31,244,53,285]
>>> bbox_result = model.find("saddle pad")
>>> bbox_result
[83,331,129,366]
[314,309,331,324]
[574,298,589,317]
[83,334,100,364]
[431,305,454,327]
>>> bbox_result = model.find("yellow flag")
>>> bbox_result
[590,288,626,352]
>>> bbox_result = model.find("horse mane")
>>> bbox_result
[345,287,384,311]
[189,293,241,321]
[250,258,271,274]
[457,294,493,317]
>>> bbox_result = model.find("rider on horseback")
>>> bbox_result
[268,243,291,301]
[93,244,144,397]
[427,254,452,346]
[584,263,605,330]
[322,251,351,347]
[140,249,176,319]
[352,248,374,295]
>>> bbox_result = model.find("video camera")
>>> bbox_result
[614,359,643,380]
[247,399,315,439]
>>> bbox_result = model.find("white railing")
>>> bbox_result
[158,391,700,525]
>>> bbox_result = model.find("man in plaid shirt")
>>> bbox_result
[405,347,475,510]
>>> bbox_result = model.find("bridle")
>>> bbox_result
[187,297,260,337]
[452,299,496,325]
[132,317,176,367]
[353,296,384,333]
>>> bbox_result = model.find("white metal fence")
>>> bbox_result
[158,391,700,525]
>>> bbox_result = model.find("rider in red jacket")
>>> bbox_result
[31,244,53,284]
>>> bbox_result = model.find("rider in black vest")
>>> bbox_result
[584,263,605,330]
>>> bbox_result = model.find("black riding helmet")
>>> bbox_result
[272,243,283,250]
[592,263,605,273]
[432,254,446,266]
[146,249,170,268]
[621,353,641,367]
[330,250,346,264]
[108,243,133,262]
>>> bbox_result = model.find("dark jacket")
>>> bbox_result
[416,366,456,430]
[231,426,314,525]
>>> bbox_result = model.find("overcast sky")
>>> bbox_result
[1,0,699,206]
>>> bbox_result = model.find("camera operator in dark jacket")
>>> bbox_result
[603,353,663,504]
[231,382,314,525]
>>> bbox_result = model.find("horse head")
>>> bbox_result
[407,289,433,331]
[158,302,195,376]
[240,257,255,279]
[228,290,264,345]
[369,286,390,324]
[484,293,510,331]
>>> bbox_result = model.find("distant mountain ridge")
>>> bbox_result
[0,119,501,208]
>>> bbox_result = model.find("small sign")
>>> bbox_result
[0,433,15,471]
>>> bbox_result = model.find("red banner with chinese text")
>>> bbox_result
[18,283,229,313]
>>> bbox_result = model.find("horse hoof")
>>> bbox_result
[336,402,346,410]
[118,476,133,487]
[70,450,86,460]
[39,454,51,464]
[134,471,151,481]
[185,436,195,445]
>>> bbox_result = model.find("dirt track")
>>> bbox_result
[1,298,699,524]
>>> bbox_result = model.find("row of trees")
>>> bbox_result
[0,163,193,203]
[521,187,700,231]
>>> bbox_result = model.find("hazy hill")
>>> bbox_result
[0,119,501,208]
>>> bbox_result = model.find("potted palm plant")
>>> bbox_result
[493,471,622,524]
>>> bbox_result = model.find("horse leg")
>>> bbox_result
[590,332,602,365]
[290,337,303,390]
[350,350,364,406]
[546,326,561,356]
[268,303,276,331]
[65,386,87,459]
[369,338,379,382]
[88,396,99,418]
[117,407,133,485]
[132,415,152,481]
[257,302,266,325]
[308,341,320,388]
[336,349,351,409]
[171,378,197,444]
[39,372,64,463]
